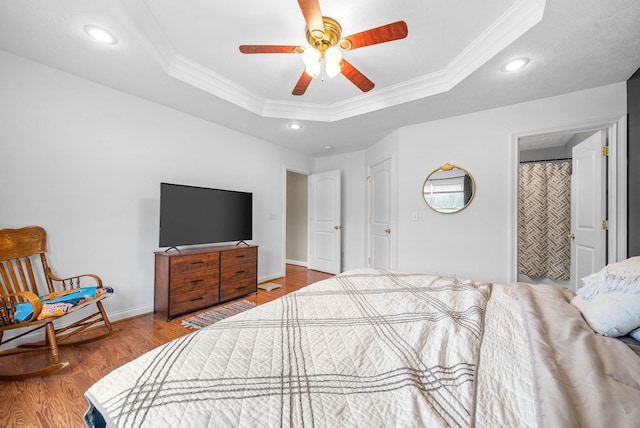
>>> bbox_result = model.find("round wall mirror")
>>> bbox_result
[422,163,476,213]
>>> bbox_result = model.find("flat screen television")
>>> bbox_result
[159,183,252,248]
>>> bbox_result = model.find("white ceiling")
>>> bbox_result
[519,133,575,150]
[1,0,639,156]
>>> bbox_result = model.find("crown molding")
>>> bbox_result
[129,0,545,122]
[168,54,265,114]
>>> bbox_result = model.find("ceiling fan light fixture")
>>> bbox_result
[305,62,321,78]
[326,62,341,78]
[324,46,342,78]
[324,46,342,65]
[302,47,321,66]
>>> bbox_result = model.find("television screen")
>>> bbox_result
[159,183,252,248]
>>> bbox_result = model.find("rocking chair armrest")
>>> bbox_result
[2,291,43,323]
[47,272,103,288]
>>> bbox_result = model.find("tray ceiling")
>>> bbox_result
[0,0,639,155]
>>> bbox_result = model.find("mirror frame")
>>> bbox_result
[422,163,476,214]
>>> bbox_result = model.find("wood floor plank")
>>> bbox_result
[0,265,332,427]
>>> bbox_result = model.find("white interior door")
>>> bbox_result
[369,158,392,269]
[308,170,341,274]
[570,130,607,290]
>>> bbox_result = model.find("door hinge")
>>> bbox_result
[602,220,609,230]
[602,146,609,157]
[367,176,372,184]
[368,216,372,224]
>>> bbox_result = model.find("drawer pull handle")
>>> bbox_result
[190,261,205,265]
[191,279,204,284]
[190,297,204,302]
[236,270,246,274]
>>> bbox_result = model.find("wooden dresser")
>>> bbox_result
[154,245,257,321]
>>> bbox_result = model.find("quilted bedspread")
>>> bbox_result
[85,271,529,427]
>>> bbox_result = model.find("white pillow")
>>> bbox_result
[630,327,640,342]
[578,256,640,299]
[571,292,640,337]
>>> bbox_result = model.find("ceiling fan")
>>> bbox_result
[239,0,408,96]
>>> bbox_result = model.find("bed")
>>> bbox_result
[84,266,640,427]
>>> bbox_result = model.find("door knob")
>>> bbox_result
[385,228,391,234]
[334,225,341,230]
[568,233,575,239]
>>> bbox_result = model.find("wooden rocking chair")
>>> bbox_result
[0,226,115,381]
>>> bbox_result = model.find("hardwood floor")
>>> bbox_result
[0,265,332,428]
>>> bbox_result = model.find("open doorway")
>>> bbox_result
[284,169,343,275]
[512,118,627,288]
[518,130,598,289]
[285,170,309,267]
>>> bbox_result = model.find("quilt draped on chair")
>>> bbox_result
[518,161,571,280]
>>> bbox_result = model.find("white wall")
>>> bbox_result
[315,151,366,271]
[394,83,627,284]
[0,51,313,321]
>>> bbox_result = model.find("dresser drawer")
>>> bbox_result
[220,247,257,269]
[220,264,256,283]
[170,278,219,315]
[172,275,218,292]
[170,252,219,276]
[219,247,257,302]
[220,278,255,301]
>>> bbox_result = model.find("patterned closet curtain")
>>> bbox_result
[518,161,571,280]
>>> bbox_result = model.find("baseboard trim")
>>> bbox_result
[285,259,308,267]
[108,304,155,322]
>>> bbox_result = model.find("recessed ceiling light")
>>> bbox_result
[501,57,530,72]
[323,145,333,150]
[83,25,118,45]
[288,123,302,130]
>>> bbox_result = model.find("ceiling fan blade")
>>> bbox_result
[239,45,304,54]
[292,70,313,96]
[340,21,408,50]
[341,60,375,92]
[297,0,325,40]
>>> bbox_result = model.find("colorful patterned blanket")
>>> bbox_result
[14,286,113,321]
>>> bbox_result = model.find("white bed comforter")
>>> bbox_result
[85,271,537,427]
